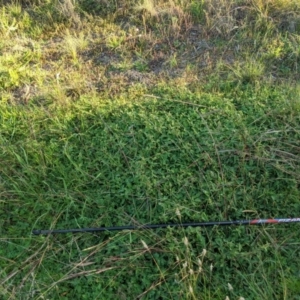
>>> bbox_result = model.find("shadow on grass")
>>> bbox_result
[1,82,300,299]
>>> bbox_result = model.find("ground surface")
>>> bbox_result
[1,0,300,299]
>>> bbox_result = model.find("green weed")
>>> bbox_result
[1,0,300,299]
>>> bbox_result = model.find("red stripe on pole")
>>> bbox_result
[250,219,279,224]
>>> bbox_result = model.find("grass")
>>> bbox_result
[0,0,300,299]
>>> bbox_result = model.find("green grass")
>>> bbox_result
[1,0,300,299]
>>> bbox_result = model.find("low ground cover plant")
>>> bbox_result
[1,0,300,299]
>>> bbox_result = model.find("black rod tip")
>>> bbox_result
[32,230,42,235]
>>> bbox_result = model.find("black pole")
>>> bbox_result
[32,218,300,235]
